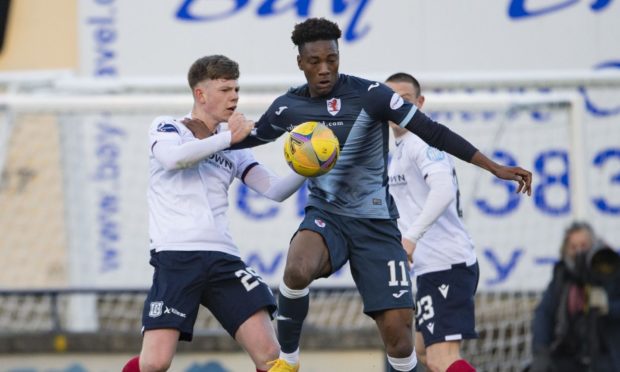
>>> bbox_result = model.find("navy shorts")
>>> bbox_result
[415,262,479,346]
[298,206,414,315]
[142,250,276,341]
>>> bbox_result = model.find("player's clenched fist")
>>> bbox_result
[228,112,254,144]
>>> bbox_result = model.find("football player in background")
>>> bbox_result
[386,72,478,372]
[122,54,306,372]
[233,18,532,372]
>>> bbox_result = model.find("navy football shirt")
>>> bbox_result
[241,74,419,219]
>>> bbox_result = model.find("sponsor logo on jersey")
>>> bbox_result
[314,218,326,228]
[164,306,187,318]
[392,289,409,298]
[438,284,450,299]
[427,322,435,334]
[208,153,234,171]
[388,174,407,186]
[390,93,404,110]
[157,122,179,133]
[367,82,380,91]
[426,147,445,161]
[326,98,341,116]
[148,301,164,317]
[275,106,288,115]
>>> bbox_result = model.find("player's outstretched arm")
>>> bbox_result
[470,151,532,195]
[243,164,306,202]
[404,111,532,195]
[361,83,533,194]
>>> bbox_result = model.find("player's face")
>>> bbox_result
[195,78,240,124]
[297,40,339,98]
[386,81,424,109]
[566,229,593,259]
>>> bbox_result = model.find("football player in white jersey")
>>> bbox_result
[122,55,306,372]
[386,73,478,372]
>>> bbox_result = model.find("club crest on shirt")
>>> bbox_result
[314,218,326,228]
[326,98,341,116]
[390,93,404,110]
[157,122,178,133]
[426,147,445,161]
[148,301,163,318]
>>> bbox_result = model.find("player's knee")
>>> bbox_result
[385,338,414,358]
[283,264,314,289]
[255,341,280,366]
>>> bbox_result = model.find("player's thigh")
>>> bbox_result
[287,229,332,279]
[142,251,208,341]
[289,207,350,282]
[348,218,414,314]
[140,328,180,370]
[235,309,279,363]
[415,262,479,348]
[201,253,277,338]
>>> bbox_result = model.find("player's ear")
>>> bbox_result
[297,55,302,70]
[194,87,207,104]
[417,95,425,109]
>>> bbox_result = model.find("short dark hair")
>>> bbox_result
[291,17,342,52]
[187,55,239,89]
[386,72,422,97]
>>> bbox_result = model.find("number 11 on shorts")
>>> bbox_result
[387,260,409,286]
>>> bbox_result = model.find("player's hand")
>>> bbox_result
[228,112,254,144]
[494,165,532,196]
[182,117,212,139]
[589,286,609,315]
[471,152,532,196]
[402,238,416,266]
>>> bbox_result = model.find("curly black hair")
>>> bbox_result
[291,17,342,52]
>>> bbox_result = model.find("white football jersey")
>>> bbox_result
[148,115,256,257]
[388,131,476,275]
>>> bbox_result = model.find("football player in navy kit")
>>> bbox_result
[122,55,307,372]
[233,18,532,372]
[386,72,478,372]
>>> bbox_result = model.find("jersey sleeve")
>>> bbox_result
[234,149,259,180]
[361,83,479,163]
[360,83,418,126]
[149,116,182,151]
[401,136,456,243]
[232,97,290,149]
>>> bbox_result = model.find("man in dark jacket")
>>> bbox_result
[531,221,620,372]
